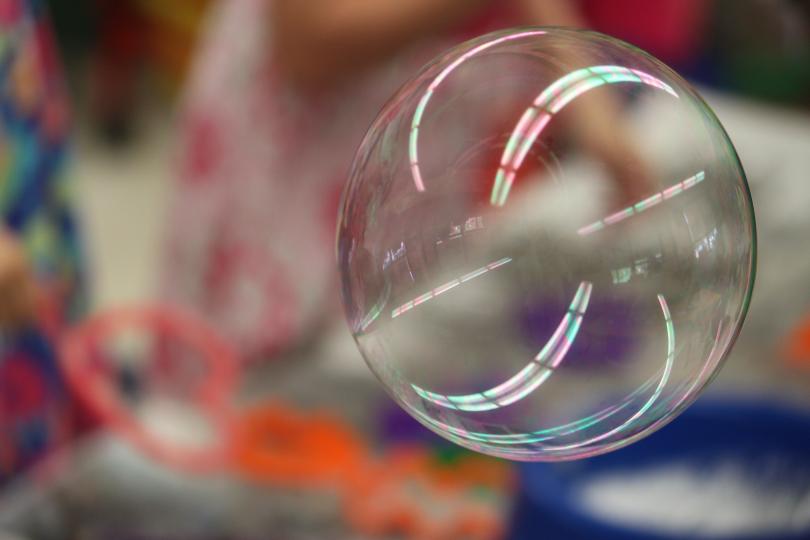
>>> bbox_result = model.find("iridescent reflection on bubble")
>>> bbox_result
[338,28,755,461]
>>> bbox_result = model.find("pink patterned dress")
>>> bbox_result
[163,0,705,361]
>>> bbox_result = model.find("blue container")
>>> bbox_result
[509,398,810,540]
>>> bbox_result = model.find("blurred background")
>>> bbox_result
[0,0,809,538]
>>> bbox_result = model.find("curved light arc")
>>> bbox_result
[409,30,547,192]
[492,65,678,207]
[410,293,675,454]
[411,281,592,412]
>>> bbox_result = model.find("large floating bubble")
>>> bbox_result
[337,28,756,461]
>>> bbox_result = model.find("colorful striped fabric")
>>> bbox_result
[0,0,85,325]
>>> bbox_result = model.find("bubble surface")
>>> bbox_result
[337,28,756,461]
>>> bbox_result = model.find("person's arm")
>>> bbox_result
[515,0,586,27]
[518,0,652,204]
[272,0,651,201]
[270,0,488,90]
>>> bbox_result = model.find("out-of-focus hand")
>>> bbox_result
[516,0,655,206]
[0,229,36,329]
[579,110,654,207]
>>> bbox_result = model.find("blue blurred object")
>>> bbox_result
[509,398,810,540]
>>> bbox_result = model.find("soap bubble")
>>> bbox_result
[337,28,756,461]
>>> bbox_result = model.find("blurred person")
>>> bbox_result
[0,0,85,482]
[163,0,709,361]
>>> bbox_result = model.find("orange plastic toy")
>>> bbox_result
[784,315,810,369]
[344,445,514,540]
[232,401,366,488]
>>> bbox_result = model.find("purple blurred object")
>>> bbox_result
[518,290,641,368]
